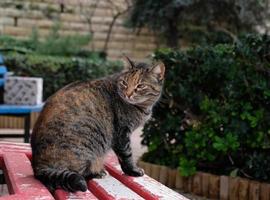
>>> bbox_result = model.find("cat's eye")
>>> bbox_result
[136,84,146,89]
[120,80,127,87]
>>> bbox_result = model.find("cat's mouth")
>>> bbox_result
[119,92,136,104]
[124,95,149,105]
[124,96,137,104]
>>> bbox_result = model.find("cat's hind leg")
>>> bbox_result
[84,157,107,179]
[85,169,107,179]
[34,167,87,193]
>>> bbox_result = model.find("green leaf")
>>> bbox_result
[179,158,196,177]
[230,168,239,177]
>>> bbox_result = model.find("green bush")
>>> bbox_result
[3,53,122,99]
[142,34,270,182]
[0,25,93,57]
[0,25,122,99]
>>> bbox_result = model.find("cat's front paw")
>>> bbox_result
[122,167,144,177]
[95,170,107,178]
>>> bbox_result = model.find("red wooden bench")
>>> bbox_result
[0,141,188,200]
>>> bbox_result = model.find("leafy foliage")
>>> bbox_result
[3,53,122,99]
[29,25,92,57]
[0,24,92,57]
[142,34,270,182]
[0,26,122,99]
[127,0,269,47]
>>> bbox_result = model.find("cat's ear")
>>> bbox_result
[150,62,165,81]
[123,55,135,69]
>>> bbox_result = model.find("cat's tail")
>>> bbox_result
[34,168,87,192]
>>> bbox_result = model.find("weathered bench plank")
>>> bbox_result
[0,152,54,200]
[54,189,98,200]
[105,154,186,200]
[0,142,32,159]
[88,175,144,200]
[0,142,188,200]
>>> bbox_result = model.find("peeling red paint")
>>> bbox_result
[0,142,188,200]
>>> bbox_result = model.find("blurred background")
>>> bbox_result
[0,0,270,199]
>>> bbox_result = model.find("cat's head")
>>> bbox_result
[117,56,165,106]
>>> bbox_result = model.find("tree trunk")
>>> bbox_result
[166,19,179,48]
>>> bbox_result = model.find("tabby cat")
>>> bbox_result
[31,56,165,192]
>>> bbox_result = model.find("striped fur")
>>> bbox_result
[31,57,165,193]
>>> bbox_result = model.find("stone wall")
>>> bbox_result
[0,0,158,60]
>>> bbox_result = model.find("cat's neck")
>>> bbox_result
[133,104,152,115]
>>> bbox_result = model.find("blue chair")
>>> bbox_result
[0,57,7,87]
[0,54,43,143]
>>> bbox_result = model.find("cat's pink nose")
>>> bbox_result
[126,92,133,98]
[125,93,133,100]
